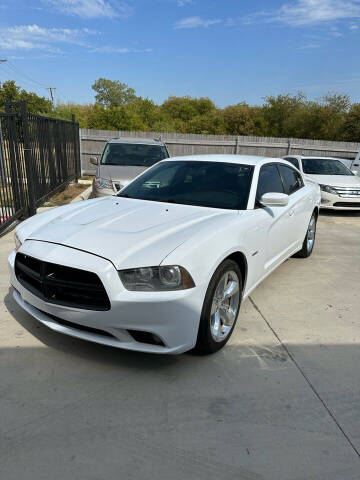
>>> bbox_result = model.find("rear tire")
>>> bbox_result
[294,211,317,258]
[194,259,242,355]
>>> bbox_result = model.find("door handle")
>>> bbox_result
[289,209,295,217]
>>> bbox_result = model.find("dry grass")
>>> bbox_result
[0,182,89,208]
[44,183,89,207]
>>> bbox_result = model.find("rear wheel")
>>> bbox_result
[294,212,317,258]
[194,259,242,354]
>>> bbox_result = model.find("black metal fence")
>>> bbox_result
[0,101,80,235]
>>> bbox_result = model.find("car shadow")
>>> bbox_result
[4,290,179,371]
[320,209,360,218]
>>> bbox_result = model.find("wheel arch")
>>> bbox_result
[224,251,248,295]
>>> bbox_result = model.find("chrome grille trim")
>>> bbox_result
[331,186,360,198]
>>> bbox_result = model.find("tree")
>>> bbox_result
[261,93,307,137]
[92,78,137,107]
[187,110,226,135]
[222,103,266,136]
[161,96,216,123]
[0,80,52,114]
[342,104,360,142]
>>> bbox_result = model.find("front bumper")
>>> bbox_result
[320,192,360,210]
[8,241,204,354]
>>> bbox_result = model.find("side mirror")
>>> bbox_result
[260,192,289,207]
[90,156,98,166]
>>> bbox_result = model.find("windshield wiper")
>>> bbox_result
[118,193,133,198]
[118,195,185,205]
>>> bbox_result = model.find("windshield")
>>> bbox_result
[101,143,169,167]
[302,158,354,176]
[118,161,254,210]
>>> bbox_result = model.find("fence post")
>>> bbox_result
[287,138,292,155]
[2,105,23,213]
[20,101,36,217]
[72,113,80,182]
[235,136,240,154]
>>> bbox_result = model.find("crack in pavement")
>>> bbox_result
[249,296,360,461]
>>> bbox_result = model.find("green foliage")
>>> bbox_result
[342,104,360,142]
[0,80,52,114]
[92,78,137,107]
[222,103,266,136]
[161,96,215,123]
[4,78,360,142]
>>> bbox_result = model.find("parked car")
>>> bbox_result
[284,155,360,210]
[9,155,320,355]
[91,137,170,197]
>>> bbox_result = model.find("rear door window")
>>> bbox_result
[256,164,284,201]
[285,157,300,170]
[278,164,304,195]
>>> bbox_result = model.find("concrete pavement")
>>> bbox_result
[1,211,360,479]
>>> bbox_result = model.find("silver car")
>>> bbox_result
[91,138,170,197]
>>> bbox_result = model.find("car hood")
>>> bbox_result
[99,164,146,183]
[21,197,235,269]
[305,174,360,187]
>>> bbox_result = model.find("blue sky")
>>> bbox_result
[0,0,359,106]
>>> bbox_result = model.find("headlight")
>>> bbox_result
[119,266,195,291]
[14,232,22,251]
[319,184,338,195]
[94,177,113,190]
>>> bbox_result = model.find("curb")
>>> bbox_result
[37,186,93,214]
[71,186,92,203]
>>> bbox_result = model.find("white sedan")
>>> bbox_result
[9,155,320,355]
[284,155,360,210]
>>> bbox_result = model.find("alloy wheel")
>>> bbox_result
[306,215,316,253]
[210,270,240,342]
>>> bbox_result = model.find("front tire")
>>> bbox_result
[294,211,317,258]
[194,259,242,354]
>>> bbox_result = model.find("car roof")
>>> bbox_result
[285,155,348,161]
[164,154,290,167]
[107,137,166,146]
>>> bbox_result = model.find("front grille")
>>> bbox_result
[332,186,360,198]
[15,253,110,311]
[333,202,360,208]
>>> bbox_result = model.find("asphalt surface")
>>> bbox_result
[1,210,360,480]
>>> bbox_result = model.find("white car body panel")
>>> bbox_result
[9,155,320,354]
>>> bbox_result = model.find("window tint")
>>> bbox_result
[285,157,300,170]
[279,165,304,195]
[256,164,284,200]
[302,158,353,176]
[101,143,169,167]
[119,161,254,210]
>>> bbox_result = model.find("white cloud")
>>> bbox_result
[246,0,360,27]
[0,24,94,52]
[277,0,360,26]
[174,16,221,29]
[298,42,322,48]
[43,0,133,19]
[90,46,152,53]
[350,24,359,29]
[177,0,194,6]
